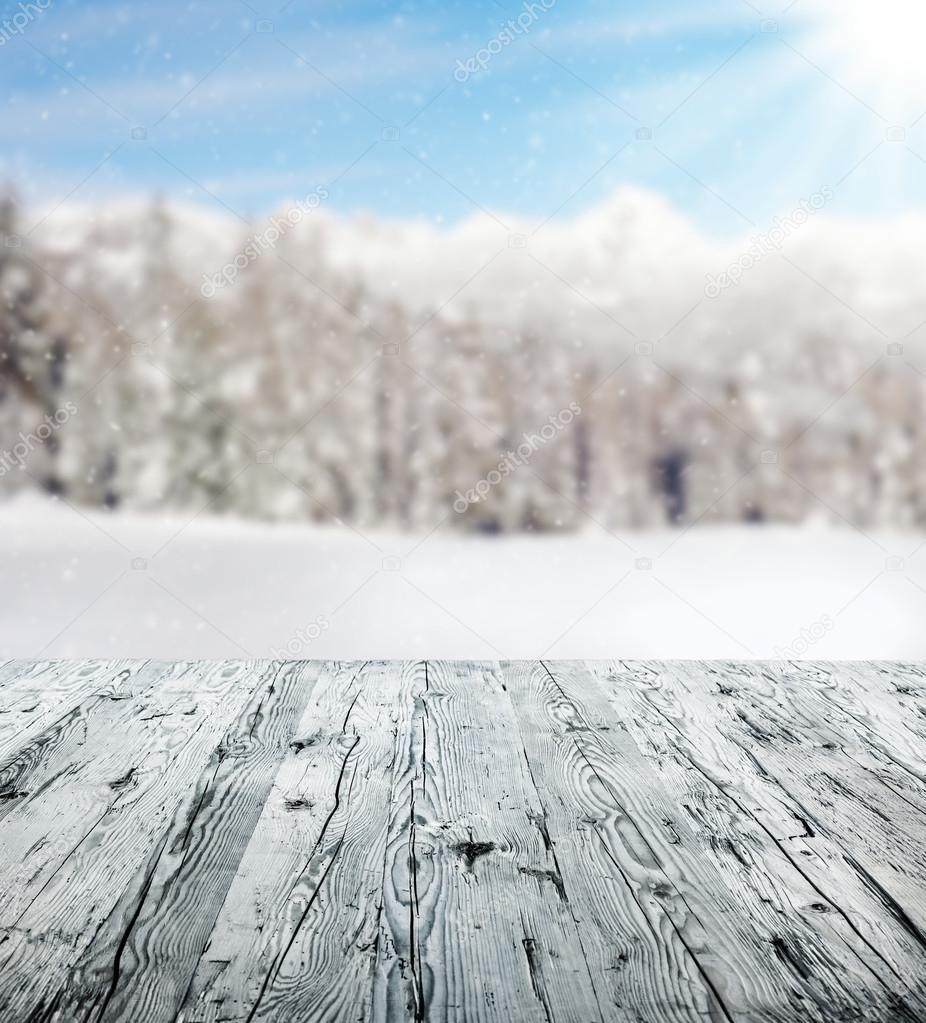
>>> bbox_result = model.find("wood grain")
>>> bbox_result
[504,660,816,1021]
[592,660,926,1019]
[181,660,401,1023]
[372,660,604,1023]
[0,660,305,1021]
[0,659,151,765]
[0,660,924,1023]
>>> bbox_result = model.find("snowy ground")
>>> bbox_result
[1,496,924,661]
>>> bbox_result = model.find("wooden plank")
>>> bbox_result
[503,659,922,1021]
[593,660,926,1019]
[29,660,322,1023]
[832,662,926,724]
[178,660,401,1023]
[0,658,60,690]
[0,659,177,820]
[719,663,926,856]
[371,660,605,1023]
[808,662,926,789]
[0,659,151,764]
[0,657,125,698]
[502,660,748,1021]
[766,662,926,820]
[682,664,926,955]
[0,658,924,1023]
[0,660,228,920]
[674,662,926,937]
[0,660,299,1021]
[0,660,259,953]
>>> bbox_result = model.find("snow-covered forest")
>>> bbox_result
[1,189,924,533]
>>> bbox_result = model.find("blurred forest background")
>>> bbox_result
[1,187,924,535]
[3,0,926,658]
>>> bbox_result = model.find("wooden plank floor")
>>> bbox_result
[1,661,925,1022]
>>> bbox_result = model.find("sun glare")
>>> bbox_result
[800,0,926,118]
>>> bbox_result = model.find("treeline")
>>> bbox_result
[1,193,924,531]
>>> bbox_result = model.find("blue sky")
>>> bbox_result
[2,0,925,233]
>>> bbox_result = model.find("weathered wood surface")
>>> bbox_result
[0,660,924,1022]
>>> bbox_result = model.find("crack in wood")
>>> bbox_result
[2,660,926,1022]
